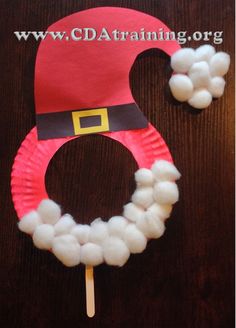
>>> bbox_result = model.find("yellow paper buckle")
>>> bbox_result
[72,108,109,135]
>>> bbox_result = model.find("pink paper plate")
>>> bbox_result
[11,123,172,219]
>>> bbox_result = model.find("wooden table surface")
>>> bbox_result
[0,1,234,327]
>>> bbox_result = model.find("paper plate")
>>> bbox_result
[11,124,172,219]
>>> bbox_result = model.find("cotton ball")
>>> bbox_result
[123,202,145,222]
[108,216,128,238]
[103,236,130,267]
[37,199,61,225]
[136,213,165,239]
[209,52,230,77]
[52,235,80,267]
[188,61,211,88]
[195,45,216,62]
[54,214,76,236]
[151,160,181,182]
[80,243,103,266]
[208,76,226,98]
[135,168,154,186]
[131,187,154,209]
[18,211,42,234]
[153,181,179,204]
[188,89,212,109]
[124,224,147,253]
[171,48,196,73]
[32,224,55,250]
[89,218,109,245]
[71,224,90,244]
[147,203,173,221]
[169,74,194,102]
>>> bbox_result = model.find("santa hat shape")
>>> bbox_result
[35,7,180,139]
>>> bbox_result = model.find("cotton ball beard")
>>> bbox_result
[124,224,147,253]
[18,211,42,235]
[37,199,61,225]
[103,237,130,267]
[80,243,103,266]
[131,187,154,209]
[89,218,109,245]
[71,224,90,244]
[209,52,230,77]
[52,234,80,267]
[151,160,181,182]
[32,224,55,250]
[108,216,128,238]
[153,181,179,204]
[136,212,165,239]
[123,202,145,222]
[195,45,216,62]
[54,214,76,236]
[135,168,154,186]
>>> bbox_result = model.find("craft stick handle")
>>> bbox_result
[85,265,95,317]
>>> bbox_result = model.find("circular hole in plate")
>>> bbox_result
[45,134,137,224]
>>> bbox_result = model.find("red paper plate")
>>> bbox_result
[11,123,172,219]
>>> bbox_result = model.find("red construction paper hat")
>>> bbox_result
[35,7,180,139]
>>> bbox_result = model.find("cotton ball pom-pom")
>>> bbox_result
[135,168,154,186]
[136,213,165,239]
[52,235,80,267]
[188,89,212,109]
[208,76,226,98]
[188,61,211,88]
[153,181,179,204]
[71,224,90,244]
[32,224,55,250]
[124,224,147,253]
[131,187,153,209]
[37,199,61,225]
[80,243,103,266]
[147,203,173,221]
[108,216,128,238]
[151,160,181,182]
[103,236,130,267]
[209,52,230,77]
[169,74,194,102]
[54,214,76,236]
[171,48,196,73]
[89,218,109,245]
[18,211,42,234]
[195,45,216,62]
[123,202,145,222]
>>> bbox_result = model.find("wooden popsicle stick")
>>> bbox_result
[85,265,95,318]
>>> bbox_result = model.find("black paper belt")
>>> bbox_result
[36,103,148,140]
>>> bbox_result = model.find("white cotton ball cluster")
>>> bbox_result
[37,199,61,224]
[89,218,109,245]
[124,224,147,253]
[153,181,179,204]
[131,187,154,209]
[32,224,55,250]
[123,202,144,222]
[108,216,128,238]
[135,168,154,186]
[151,160,181,182]
[18,211,42,234]
[80,243,103,266]
[54,214,76,236]
[147,203,172,221]
[136,213,165,239]
[52,235,80,267]
[103,236,130,267]
[71,224,90,244]
[169,45,230,109]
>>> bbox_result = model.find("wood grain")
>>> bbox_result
[0,1,234,327]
